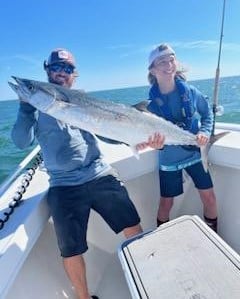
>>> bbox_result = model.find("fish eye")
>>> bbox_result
[27,84,35,91]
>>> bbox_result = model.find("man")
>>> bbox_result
[12,48,165,299]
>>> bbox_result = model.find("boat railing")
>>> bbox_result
[215,122,240,132]
[0,145,41,197]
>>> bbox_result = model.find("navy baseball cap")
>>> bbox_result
[45,48,76,67]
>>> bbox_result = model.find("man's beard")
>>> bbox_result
[49,76,68,87]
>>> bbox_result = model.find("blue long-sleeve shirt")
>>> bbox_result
[12,102,111,186]
[148,84,213,171]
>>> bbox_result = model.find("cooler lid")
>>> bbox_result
[120,215,240,299]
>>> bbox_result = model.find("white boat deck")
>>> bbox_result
[0,124,240,298]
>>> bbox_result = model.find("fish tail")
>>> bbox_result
[200,131,229,172]
[209,131,229,145]
[200,145,209,172]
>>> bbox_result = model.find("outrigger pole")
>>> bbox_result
[212,0,226,135]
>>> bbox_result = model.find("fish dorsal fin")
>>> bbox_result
[132,100,168,123]
[132,100,150,113]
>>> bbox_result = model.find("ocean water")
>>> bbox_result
[0,75,240,185]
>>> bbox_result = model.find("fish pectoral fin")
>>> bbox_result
[96,135,125,145]
[130,146,140,159]
[200,145,208,173]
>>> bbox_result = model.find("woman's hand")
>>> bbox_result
[136,132,165,151]
[196,132,209,146]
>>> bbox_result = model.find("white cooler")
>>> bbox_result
[118,215,240,299]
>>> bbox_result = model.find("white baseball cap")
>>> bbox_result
[148,45,175,68]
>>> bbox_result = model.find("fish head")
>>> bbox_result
[9,77,57,112]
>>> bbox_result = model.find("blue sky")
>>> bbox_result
[1,0,239,100]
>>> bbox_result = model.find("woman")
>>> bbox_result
[147,43,218,232]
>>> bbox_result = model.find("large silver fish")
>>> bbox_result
[9,77,226,171]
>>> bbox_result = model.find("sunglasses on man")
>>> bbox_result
[48,63,75,75]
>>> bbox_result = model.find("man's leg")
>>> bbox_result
[62,226,143,299]
[63,255,91,299]
[123,223,142,238]
[48,186,98,299]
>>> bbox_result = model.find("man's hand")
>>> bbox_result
[136,133,165,151]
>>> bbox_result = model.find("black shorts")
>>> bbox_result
[47,174,140,257]
[159,161,213,197]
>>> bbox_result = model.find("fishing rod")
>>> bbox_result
[212,0,226,135]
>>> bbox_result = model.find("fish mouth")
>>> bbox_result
[9,76,55,98]
[11,75,21,84]
[8,81,19,93]
[8,76,26,90]
[8,76,24,88]
[8,76,59,111]
[8,76,25,97]
[8,76,32,99]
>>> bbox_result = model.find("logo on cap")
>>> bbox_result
[57,50,70,60]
